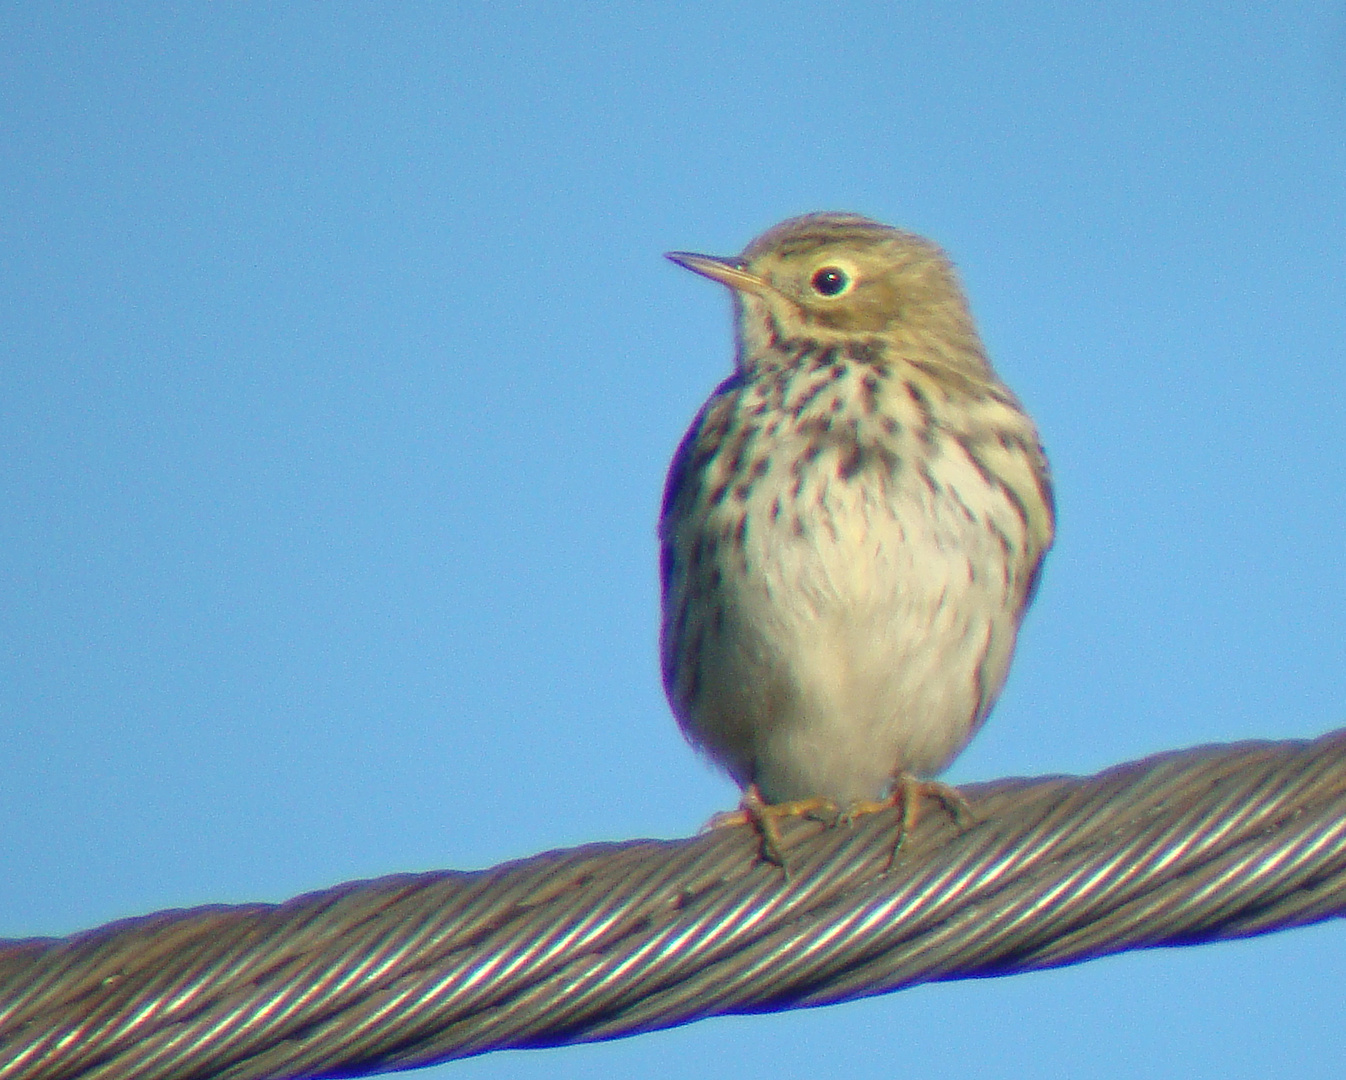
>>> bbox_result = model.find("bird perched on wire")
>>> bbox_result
[659,212,1054,864]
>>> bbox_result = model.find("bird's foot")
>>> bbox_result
[703,778,974,872]
[866,776,976,869]
[704,784,837,869]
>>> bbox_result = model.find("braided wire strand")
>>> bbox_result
[2,730,1344,1080]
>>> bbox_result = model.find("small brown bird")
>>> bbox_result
[659,213,1054,861]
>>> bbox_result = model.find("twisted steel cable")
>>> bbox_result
[2,729,1345,1080]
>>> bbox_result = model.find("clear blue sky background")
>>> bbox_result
[3,4,1345,1078]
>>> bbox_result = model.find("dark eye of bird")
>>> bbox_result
[810,266,850,297]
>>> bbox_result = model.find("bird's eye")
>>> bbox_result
[810,266,851,297]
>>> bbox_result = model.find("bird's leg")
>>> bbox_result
[704,783,837,868]
[836,776,976,870]
[887,775,975,868]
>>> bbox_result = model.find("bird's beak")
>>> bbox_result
[665,252,770,297]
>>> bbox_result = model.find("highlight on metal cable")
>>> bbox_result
[2,728,1344,1080]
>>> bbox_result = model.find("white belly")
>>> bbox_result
[680,439,1026,804]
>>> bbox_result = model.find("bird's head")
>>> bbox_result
[667,212,991,379]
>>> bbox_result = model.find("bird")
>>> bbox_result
[659,212,1054,864]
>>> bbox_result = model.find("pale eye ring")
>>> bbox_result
[810,266,851,297]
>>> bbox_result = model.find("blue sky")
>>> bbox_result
[3,3,1345,1077]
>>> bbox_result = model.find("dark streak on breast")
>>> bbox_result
[903,379,937,441]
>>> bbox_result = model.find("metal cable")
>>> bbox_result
[2,730,1345,1080]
